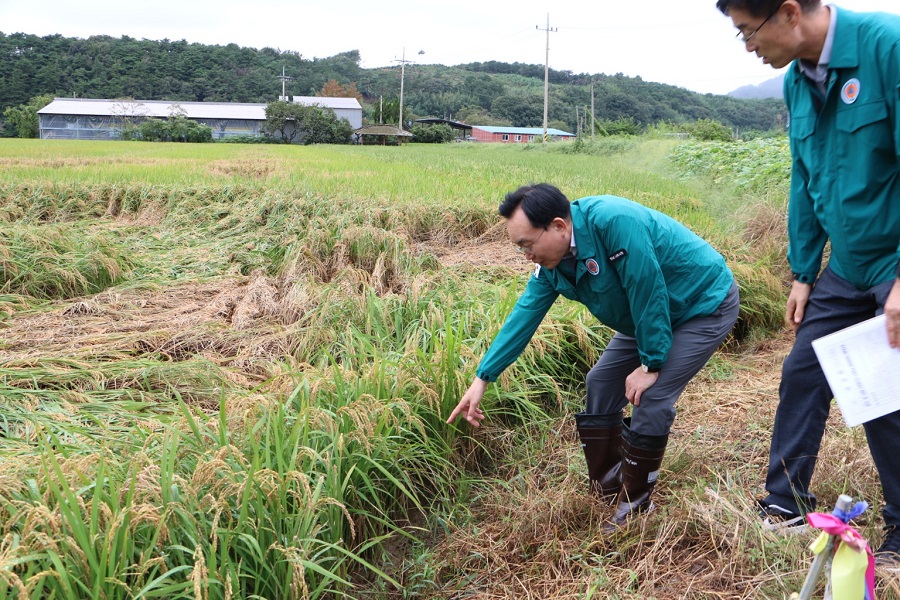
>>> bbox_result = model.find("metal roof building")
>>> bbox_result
[470,126,575,143]
[38,97,362,141]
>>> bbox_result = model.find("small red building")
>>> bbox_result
[469,126,575,143]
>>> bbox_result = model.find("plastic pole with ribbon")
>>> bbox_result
[794,494,875,600]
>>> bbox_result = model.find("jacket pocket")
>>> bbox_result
[835,99,888,133]
[788,114,816,140]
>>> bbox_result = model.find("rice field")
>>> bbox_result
[0,137,895,599]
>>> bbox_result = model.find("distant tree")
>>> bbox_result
[295,105,353,144]
[601,91,651,124]
[454,104,510,127]
[2,94,53,138]
[682,118,733,142]
[491,94,544,127]
[548,120,571,133]
[110,97,149,140]
[411,123,453,143]
[371,98,400,126]
[462,73,506,110]
[137,116,212,142]
[263,100,301,143]
[139,118,169,141]
[317,79,363,103]
[595,117,642,136]
[262,100,352,144]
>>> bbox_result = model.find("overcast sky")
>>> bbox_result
[1,0,898,95]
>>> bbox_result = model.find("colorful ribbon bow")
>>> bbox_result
[806,501,875,600]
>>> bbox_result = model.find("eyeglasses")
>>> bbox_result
[736,1,784,44]
[514,228,546,254]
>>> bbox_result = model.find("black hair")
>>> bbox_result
[498,183,571,229]
[716,0,819,17]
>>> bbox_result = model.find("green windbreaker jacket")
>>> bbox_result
[475,195,734,382]
[785,8,900,289]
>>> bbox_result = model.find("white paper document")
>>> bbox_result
[811,315,900,427]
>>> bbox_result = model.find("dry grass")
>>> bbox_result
[413,338,900,599]
[430,221,528,270]
[0,277,301,386]
[208,158,279,180]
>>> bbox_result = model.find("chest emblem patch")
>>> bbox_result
[841,78,860,105]
[585,258,600,275]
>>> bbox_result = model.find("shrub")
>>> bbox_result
[411,123,453,143]
[683,118,733,142]
[218,135,275,144]
[137,116,213,143]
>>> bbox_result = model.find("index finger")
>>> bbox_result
[446,403,465,424]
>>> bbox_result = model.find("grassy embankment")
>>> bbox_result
[0,137,890,599]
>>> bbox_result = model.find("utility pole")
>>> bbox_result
[277,66,293,100]
[591,80,596,142]
[537,14,557,144]
[393,48,414,131]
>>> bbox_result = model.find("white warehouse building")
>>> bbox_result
[37,96,363,141]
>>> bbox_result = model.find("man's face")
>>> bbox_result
[728,4,799,69]
[506,207,570,270]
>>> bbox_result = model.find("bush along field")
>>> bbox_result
[0,137,894,599]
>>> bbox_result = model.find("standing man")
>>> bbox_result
[446,183,739,527]
[717,0,900,558]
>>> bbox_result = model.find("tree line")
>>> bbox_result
[0,31,786,138]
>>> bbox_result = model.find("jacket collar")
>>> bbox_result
[827,7,859,70]
[569,202,597,260]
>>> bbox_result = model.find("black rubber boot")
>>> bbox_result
[608,426,668,528]
[575,413,623,499]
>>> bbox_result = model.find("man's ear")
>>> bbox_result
[781,0,802,26]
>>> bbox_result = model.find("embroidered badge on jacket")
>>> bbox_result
[585,258,600,275]
[841,78,860,105]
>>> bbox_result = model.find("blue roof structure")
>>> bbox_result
[473,126,575,136]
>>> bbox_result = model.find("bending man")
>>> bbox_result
[447,183,739,526]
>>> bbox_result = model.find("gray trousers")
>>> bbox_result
[583,281,740,437]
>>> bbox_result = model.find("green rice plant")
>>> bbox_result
[0,350,460,598]
[0,182,172,224]
[730,261,787,340]
[0,356,231,405]
[0,223,134,299]
[0,383,443,598]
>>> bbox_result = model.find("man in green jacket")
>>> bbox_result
[717,0,900,559]
[446,183,739,526]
